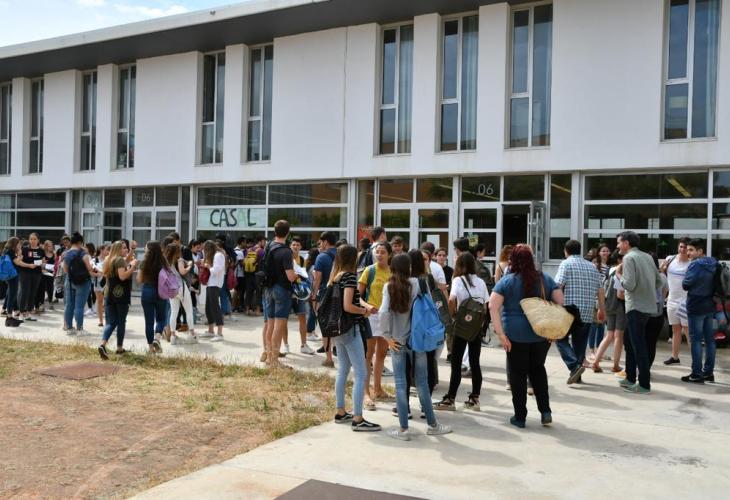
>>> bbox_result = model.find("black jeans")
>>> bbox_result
[205,286,224,326]
[506,340,551,421]
[18,271,41,313]
[447,335,483,398]
[645,315,665,368]
[625,310,651,389]
[243,272,259,311]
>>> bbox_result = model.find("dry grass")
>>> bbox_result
[0,337,335,499]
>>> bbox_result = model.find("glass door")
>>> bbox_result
[528,201,547,263]
[460,203,500,265]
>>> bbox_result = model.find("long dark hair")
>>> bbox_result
[329,244,358,285]
[453,252,476,287]
[510,244,541,297]
[387,254,412,314]
[3,237,19,254]
[407,248,426,278]
[140,241,165,284]
[165,243,181,266]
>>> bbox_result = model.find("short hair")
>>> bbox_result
[188,238,201,248]
[237,237,247,245]
[257,234,266,243]
[564,239,582,256]
[420,241,436,255]
[474,244,486,255]
[319,231,336,245]
[453,237,470,253]
[617,231,640,248]
[168,231,181,241]
[274,220,290,238]
[335,238,348,247]
[291,236,303,245]
[70,232,84,245]
[687,238,705,252]
[371,226,386,241]
[678,236,691,246]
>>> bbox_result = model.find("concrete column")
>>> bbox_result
[43,70,79,178]
[10,77,30,176]
[96,64,115,172]
[411,13,440,163]
[223,44,246,169]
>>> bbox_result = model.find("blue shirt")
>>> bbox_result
[493,272,558,343]
[555,255,602,324]
[313,248,336,291]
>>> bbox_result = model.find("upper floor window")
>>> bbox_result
[509,4,552,148]
[201,52,225,164]
[117,66,136,169]
[440,15,478,152]
[0,83,10,175]
[80,71,97,171]
[247,45,273,162]
[29,79,44,174]
[379,24,413,155]
[663,0,720,140]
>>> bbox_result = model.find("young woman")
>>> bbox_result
[592,251,626,374]
[587,245,611,360]
[331,244,381,432]
[358,241,394,411]
[407,248,439,397]
[494,245,513,283]
[490,244,564,428]
[305,247,320,341]
[2,237,22,326]
[380,253,452,441]
[284,237,315,355]
[16,232,44,322]
[37,240,56,311]
[165,243,197,345]
[62,233,96,335]
[136,241,166,354]
[435,252,489,411]
[201,240,225,342]
[390,236,406,256]
[435,247,453,289]
[92,244,109,327]
[98,241,138,359]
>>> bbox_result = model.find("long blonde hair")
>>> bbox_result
[103,241,126,279]
[328,245,358,285]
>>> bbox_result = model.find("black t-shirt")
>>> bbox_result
[106,257,131,304]
[443,265,454,287]
[269,243,294,290]
[339,272,365,325]
[181,246,193,262]
[21,246,43,273]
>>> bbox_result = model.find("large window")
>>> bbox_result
[509,3,552,148]
[0,82,10,175]
[663,0,720,140]
[201,52,225,164]
[440,15,478,152]
[0,192,67,242]
[80,72,97,171]
[247,45,273,162]
[117,66,136,169]
[379,24,413,155]
[29,79,44,174]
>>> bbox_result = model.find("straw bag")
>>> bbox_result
[519,278,574,341]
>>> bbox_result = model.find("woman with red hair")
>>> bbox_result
[489,244,564,428]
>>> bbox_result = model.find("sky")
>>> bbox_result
[0,0,238,47]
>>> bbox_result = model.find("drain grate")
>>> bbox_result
[37,362,121,380]
[277,480,423,500]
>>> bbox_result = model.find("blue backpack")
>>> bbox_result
[410,278,445,353]
[0,254,17,281]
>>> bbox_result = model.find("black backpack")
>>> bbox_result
[255,242,284,288]
[316,279,355,338]
[453,276,486,342]
[68,251,91,285]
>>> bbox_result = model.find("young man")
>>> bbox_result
[420,241,448,295]
[555,240,606,384]
[357,226,386,274]
[616,231,664,394]
[311,231,338,367]
[663,237,691,365]
[681,239,718,384]
[284,237,315,355]
[262,221,297,366]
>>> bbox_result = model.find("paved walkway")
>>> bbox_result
[2,306,730,499]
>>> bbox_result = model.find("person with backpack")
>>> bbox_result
[328,244,381,432]
[358,241,395,410]
[356,226,386,275]
[164,243,197,345]
[1,237,22,327]
[98,241,138,359]
[681,239,718,384]
[489,244,563,428]
[311,231,338,367]
[283,237,315,355]
[380,253,451,441]
[16,232,44,323]
[62,232,96,335]
[591,251,626,374]
[136,241,166,354]
[435,252,489,412]
[200,239,227,343]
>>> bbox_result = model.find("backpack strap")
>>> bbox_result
[418,277,428,296]
[363,265,376,301]
[460,276,474,300]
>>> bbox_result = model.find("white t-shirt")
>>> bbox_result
[429,260,446,285]
[450,274,489,307]
[666,255,689,303]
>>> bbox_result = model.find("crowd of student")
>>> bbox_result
[0,222,722,438]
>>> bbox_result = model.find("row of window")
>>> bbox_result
[0,0,720,176]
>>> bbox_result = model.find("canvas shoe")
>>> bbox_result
[426,423,452,436]
[388,428,411,441]
[334,411,353,424]
[351,419,381,432]
[300,344,315,355]
[210,335,224,342]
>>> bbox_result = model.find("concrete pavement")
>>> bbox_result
[2,306,730,499]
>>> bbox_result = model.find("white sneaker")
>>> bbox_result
[186,334,199,344]
[382,366,393,377]
[307,333,319,342]
[65,328,76,336]
[155,333,162,342]
[300,344,315,355]
[171,335,179,346]
[76,329,88,337]
[283,344,290,354]
[198,331,214,339]
[388,428,411,441]
[210,335,224,342]
[84,309,94,317]
[426,423,452,436]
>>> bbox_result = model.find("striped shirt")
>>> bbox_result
[555,255,602,324]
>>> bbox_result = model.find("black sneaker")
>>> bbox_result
[334,411,353,424]
[510,416,526,429]
[446,354,452,363]
[316,346,326,354]
[567,366,585,385]
[663,357,680,365]
[541,412,553,426]
[351,419,381,432]
[5,317,20,328]
[681,374,704,384]
[98,345,109,360]
[704,374,715,383]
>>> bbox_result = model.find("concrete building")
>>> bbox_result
[0,0,728,271]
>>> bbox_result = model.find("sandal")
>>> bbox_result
[364,399,376,411]
[592,363,603,373]
[115,348,128,355]
[375,392,396,402]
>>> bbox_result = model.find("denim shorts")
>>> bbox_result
[292,297,308,316]
[263,284,292,320]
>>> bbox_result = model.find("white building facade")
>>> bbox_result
[0,0,728,270]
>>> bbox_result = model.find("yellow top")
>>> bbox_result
[358,264,391,309]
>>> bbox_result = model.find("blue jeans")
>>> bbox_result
[307,303,317,333]
[625,310,651,389]
[64,279,92,330]
[333,325,367,417]
[3,276,19,312]
[392,345,437,429]
[263,284,292,320]
[141,283,166,344]
[557,321,590,372]
[588,323,605,349]
[220,286,232,315]
[103,300,129,347]
[688,312,716,377]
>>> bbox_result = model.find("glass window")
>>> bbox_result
[461,176,500,202]
[0,211,15,226]
[379,25,413,155]
[379,179,413,203]
[504,175,545,201]
[117,66,136,169]
[463,209,497,229]
[416,178,453,203]
[156,187,179,206]
[357,180,374,226]
[197,186,266,206]
[713,171,730,198]
[132,188,154,207]
[712,235,730,260]
[267,207,347,227]
[585,233,705,260]
[79,72,96,171]
[585,203,707,230]
[418,209,449,228]
[17,211,65,227]
[586,172,707,200]
[663,0,720,140]
[201,52,225,164]
[247,45,274,161]
[381,209,410,228]
[0,83,11,176]
[156,211,177,228]
[549,174,572,259]
[17,192,65,209]
[269,183,347,205]
[83,190,102,209]
[133,211,151,227]
[0,194,15,209]
[712,203,730,230]
[440,15,478,152]
[29,80,44,174]
[510,5,552,148]
[104,189,125,208]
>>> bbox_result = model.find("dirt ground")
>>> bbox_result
[0,338,334,499]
